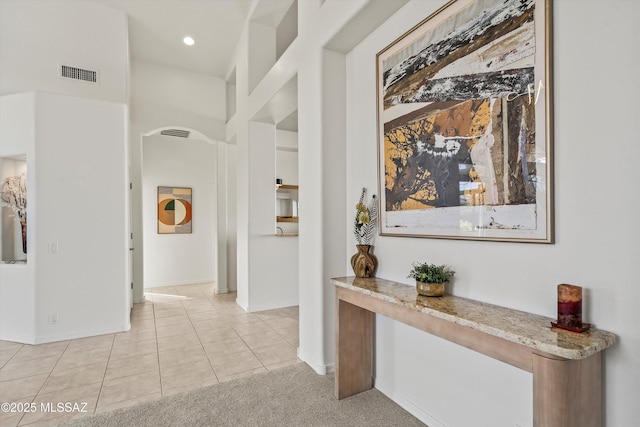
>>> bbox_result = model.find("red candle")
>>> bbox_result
[557,284,582,328]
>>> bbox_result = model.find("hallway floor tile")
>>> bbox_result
[0,283,300,426]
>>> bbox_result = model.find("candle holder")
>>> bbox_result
[551,283,590,333]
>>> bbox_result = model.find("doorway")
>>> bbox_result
[133,126,231,300]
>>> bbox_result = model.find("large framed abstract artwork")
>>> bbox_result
[377,0,553,242]
[157,186,192,234]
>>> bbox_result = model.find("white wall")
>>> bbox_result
[0,93,36,343]
[276,129,298,186]
[130,61,226,137]
[129,60,230,298]
[345,1,640,426]
[243,121,298,311]
[320,48,347,365]
[229,16,302,312]
[225,144,238,292]
[35,92,129,343]
[0,91,129,344]
[0,0,127,103]
[215,141,229,293]
[227,0,405,374]
[142,134,217,288]
[228,25,250,309]
[0,0,130,344]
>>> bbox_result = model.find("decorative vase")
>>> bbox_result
[20,220,27,254]
[350,244,377,278]
[416,281,445,297]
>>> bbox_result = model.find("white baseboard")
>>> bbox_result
[0,332,37,345]
[245,299,299,313]
[235,297,249,312]
[306,361,330,375]
[296,349,334,375]
[374,377,448,427]
[33,324,130,345]
[144,279,215,288]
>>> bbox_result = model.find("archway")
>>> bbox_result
[132,125,229,303]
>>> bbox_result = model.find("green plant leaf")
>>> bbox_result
[407,262,454,283]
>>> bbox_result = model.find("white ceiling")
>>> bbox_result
[82,0,409,133]
[87,0,254,79]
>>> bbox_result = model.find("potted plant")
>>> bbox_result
[408,262,454,297]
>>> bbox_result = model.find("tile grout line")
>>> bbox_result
[94,304,160,412]
[33,340,71,390]
[184,290,221,386]
[93,334,117,416]
[2,287,298,426]
[230,311,302,372]
[189,289,270,383]
[0,344,25,369]
[152,299,164,397]
[18,340,70,427]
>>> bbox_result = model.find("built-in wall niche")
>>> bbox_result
[275,125,298,237]
[0,157,27,263]
[248,0,298,93]
[276,0,297,61]
[276,184,298,236]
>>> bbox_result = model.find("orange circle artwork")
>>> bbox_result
[158,198,192,226]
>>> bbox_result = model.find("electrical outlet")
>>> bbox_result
[48,242,59,254]
[48,314,58,325]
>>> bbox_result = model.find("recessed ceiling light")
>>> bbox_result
[183,36,195,46]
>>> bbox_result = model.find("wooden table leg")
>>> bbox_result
[335,296,374,399]
[533,352,602,427]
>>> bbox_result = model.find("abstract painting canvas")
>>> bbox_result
[377,0,553,242]
[158,186,192,234]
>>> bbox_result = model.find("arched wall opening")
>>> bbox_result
[133,125,230,301]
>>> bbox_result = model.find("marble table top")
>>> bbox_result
[331,276,616,360]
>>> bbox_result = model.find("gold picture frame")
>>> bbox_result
[377,0,553,243]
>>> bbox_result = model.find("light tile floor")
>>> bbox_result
[0,283,300,427]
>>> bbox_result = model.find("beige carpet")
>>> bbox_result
[61,362,425,427]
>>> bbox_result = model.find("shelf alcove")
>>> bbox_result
[0,157,27,264]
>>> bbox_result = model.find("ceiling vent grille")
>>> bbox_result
[160,129,191,138]
[60,65,98,83]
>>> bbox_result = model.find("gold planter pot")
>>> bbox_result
[416,281,445,297]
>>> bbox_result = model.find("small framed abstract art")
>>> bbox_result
[377,0,553,243]
[157,186,192,234]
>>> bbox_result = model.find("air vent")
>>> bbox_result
[160,129,191,138]
[60,64,98,83]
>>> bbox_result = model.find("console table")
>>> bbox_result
[331,277,616,427]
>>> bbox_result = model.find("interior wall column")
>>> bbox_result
[297,46,327,373]
[321,48,347,366]
[215,141,228,294]
[246,121,276,310]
